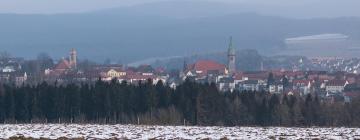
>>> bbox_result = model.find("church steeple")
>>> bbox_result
[227,36,236,75]
[183,59,187,72]
[69,48,77,69]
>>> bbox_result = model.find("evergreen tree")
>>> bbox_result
[0,79,357,126]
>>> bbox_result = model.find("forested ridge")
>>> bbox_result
[0,78,359,127]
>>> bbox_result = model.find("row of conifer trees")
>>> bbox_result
[0,78,359,126]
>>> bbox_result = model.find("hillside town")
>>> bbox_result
[1,38,360,103]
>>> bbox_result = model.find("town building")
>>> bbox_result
[182,60,227,81]
[45,48,78,79]
[325,80,348,93]
[0,57,27,85]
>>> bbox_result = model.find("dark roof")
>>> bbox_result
[327,80,347,86]
[219,77,234,83]
[241,80,259,85]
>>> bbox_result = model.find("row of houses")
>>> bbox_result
[0,58,28,85]
[44,60,168,85]
[41,49,166,85]
[2,49,360,103]
[178,59,360,102]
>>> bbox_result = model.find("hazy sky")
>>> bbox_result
[0,0,338,14]
[0,0,156,14]
[0,0,359,18]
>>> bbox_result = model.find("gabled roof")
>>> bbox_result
[187,60,226,76]
[54,59,71,70]
[327,80,348,86]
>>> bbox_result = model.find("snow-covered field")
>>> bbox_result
[0,124,359,139]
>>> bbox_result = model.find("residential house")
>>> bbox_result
[325,80,349,93]
[218,77,235,92]
[238,80,259,91]
[269,82,284,94]
[292,80,312,95]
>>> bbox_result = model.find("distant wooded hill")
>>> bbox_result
[0,1,360,63]
[150,49,308,71]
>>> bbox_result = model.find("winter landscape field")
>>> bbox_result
[0,124,359,139]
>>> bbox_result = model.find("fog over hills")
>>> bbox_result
[2,0,360,18]
[0,0,360,64]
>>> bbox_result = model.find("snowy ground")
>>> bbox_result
[0,124,359,139]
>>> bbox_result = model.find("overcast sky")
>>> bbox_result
[0,0,155,14]
[0,0,359,18]
[0,0,334,14]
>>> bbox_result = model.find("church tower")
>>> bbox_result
[69,48,77,69]
[227,36,236,75]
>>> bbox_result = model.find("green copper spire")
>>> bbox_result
[229,36,233,48]
[227,36,236,75]
[228,36,235,55]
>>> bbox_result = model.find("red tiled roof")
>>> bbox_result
[327,80,347,86]
[54,59,71,70]
[187,60,226,75]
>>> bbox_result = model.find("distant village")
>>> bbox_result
[1,38,360,103]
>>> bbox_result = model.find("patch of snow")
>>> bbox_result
[0,124,359,139]
[285,34,349,42]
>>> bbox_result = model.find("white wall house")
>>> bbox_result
[325,80,348,93]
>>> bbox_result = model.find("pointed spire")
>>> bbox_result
[227,36,236,75]
[228,36,235,56]
[183,58,187,72]
[229,36,233,49]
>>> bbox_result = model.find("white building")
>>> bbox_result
[325,80,348,93]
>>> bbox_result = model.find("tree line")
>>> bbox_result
[0,78,359,127]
